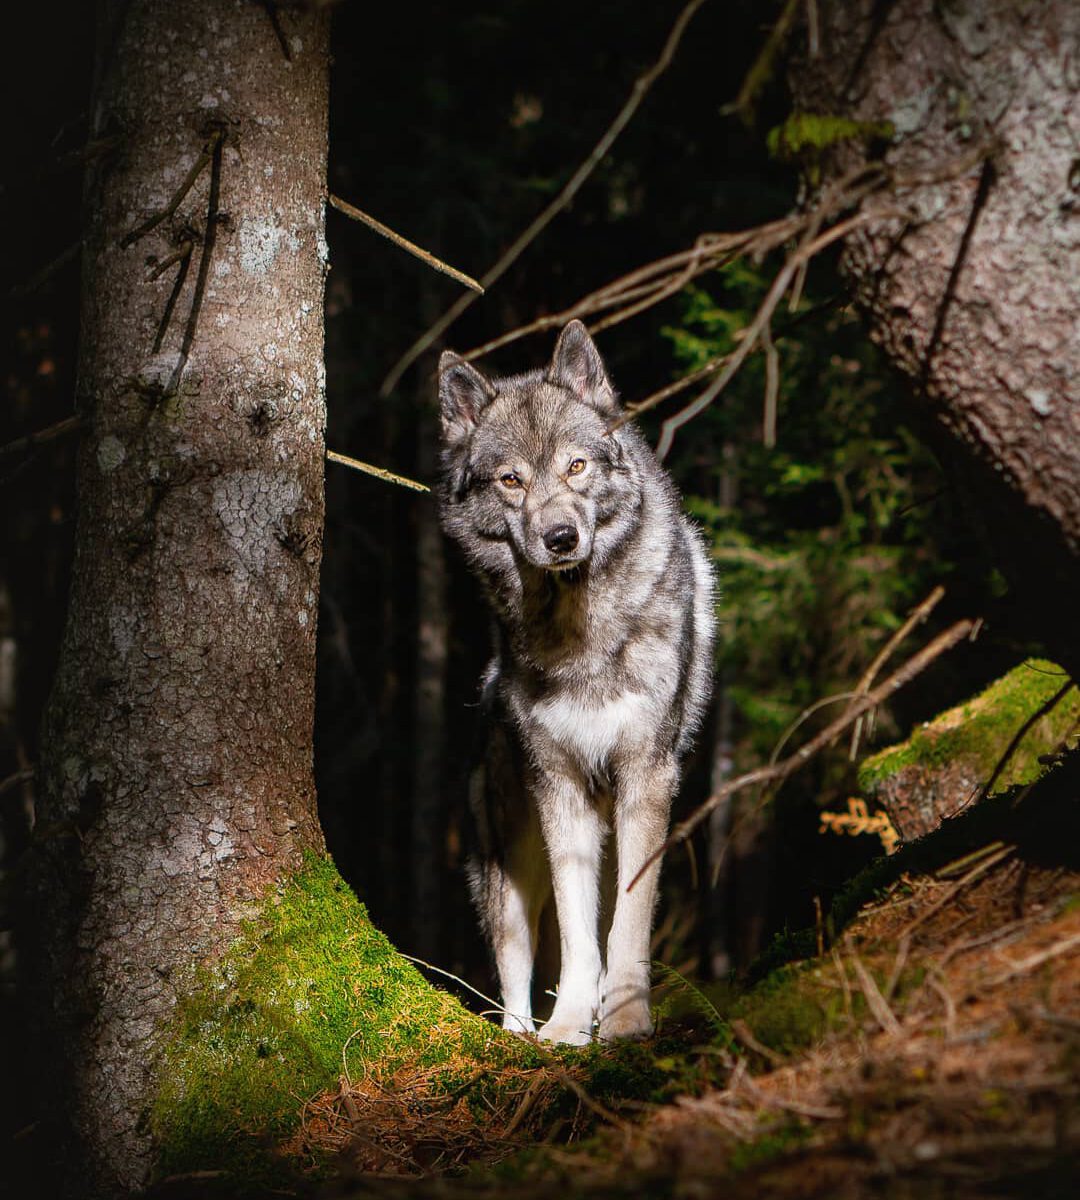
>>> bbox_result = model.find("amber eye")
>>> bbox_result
[499,472,521,489]
[568,457,587,476]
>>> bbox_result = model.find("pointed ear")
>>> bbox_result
[546,320,618,414]
[439,352,495,447]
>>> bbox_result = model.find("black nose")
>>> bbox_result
[543,523,579,555]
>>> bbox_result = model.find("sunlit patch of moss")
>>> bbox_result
[857,659,1078,796]
[151,853,539,1185]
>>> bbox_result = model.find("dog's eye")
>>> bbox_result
[568,457,587,476]
[499,472,521,489]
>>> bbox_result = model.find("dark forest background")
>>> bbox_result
[1,0,1034,1137]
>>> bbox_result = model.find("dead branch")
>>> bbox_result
[8,240,82,299]
[729,1019,785,1068]
[0,768,35,797]
[258,0,292,61]
[0,415,85,463]
[849,952,901,1036]
[849,585,946,759]
[163,132,224,396]
[627,618,976,892]
[378,0,709,396]
[760,320,779,447]
[329,194,483,293]
[650,207,880,458]
[725,0,802,124]
[151,240,194,354]
[147,240,195,281]
[896,843,1015,940]
[987,931,1080,987]
[120,128,223,249]
[326,450,430,494]
[439,143,994,466]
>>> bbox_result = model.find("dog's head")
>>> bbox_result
[438,321,636,574]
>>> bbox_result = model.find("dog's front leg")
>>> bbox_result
[534,771,605,1045]
[600,754,677,1040]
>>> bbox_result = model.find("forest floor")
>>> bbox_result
[288,834,1079,1200]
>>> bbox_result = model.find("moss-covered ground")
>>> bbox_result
[151,855,546,1185]
[147,662,1080,1197]
[149,856,732,1191]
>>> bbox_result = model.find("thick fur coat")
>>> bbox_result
[439,321,714,1043]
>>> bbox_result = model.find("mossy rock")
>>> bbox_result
[150,854,541,1187]
[858,659,1078,841]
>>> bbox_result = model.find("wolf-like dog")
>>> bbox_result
[438,321,714,1044]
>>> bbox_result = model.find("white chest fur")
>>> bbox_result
[529,690,650,773]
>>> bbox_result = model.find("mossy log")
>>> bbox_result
[858,659,1078,842]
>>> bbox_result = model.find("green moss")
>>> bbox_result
[857,659,1079,795]
[767,112,894,160]
[152,853,538,1184]
[727,965,844,1056]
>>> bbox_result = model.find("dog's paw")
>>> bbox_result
[537,1015,594,1046]
[599,996,654,1041]
[501,1012,536,1036]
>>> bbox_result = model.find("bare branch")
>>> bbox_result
[962,675,1076,811]
[164,133,224,396]
[151,240,194,354]
[650,208,878,458]
[8,241,82,299]
[378,0,709,397]
[761,319,779,447]
[627,618,976,892]
[0,415,85,463]
[849,952,901,1036]
[326,449,430,494]
[120,128,223,249]
[849,585,946,759]
[329,194,483,293]
[258,0,292,61]
[725,0,802,124]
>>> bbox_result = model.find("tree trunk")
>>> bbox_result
[24,1,329,1192]
[790,0,1080,670]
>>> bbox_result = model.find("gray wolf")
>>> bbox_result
[438,321,715,1044]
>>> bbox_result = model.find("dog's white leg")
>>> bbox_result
[493,869,548,1035]
[535,776,605,1045]
[600,756,676,1040]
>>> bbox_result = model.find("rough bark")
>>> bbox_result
[24,1,329,1192]
[790,0,1080,669]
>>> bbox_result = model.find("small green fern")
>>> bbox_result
[652,961,730,1042]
